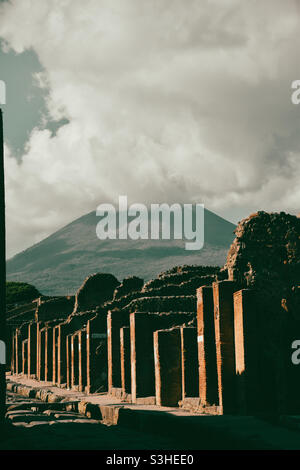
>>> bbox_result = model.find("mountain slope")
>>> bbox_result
[6,208,236,295]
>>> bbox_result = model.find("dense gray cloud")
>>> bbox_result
[1,0,300,257]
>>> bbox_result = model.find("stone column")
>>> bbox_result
[36,322,43,381]
[10,331,15,374]
[197,286,218,407]
[234,289,259,414]
[180,326,198,399]
[52,325,59,384]
[15,330,22,374]
[86,316,107,393]
[28,322,37,377]
[12,331,18,374]
[38,328,46,381]
[45,327,53,382]
[154,328,182,407]
[107,310,129,393]
[71,333,79,389]
[22,339,28,375]
[78,329,87,392]
[213,280,236,414]
[120,326,131,395]
[130,312,155,402]
[66,334,72,389]
[57,323,67,385]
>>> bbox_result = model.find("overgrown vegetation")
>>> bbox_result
[6,281,40,305]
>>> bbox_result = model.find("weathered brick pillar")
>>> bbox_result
[154,328,182,406]
[36,322,43,381]
[78,329,87,392]
[52,326,59,384]
[15,330,22,374]
[180,326,198,399]
[45,327,53,382]
[38,328,46,381]
[71,333,79,389]
[197,286,218,407]
[86,313,108,393]
[86,318,103,393]
[57,323,67,385]
[120,326,131,395]
[213,280,236,414]
[86,320,93,393]
[28,322,37,377]
[66,334,72,389]
[130,312,156,402]
[13,332,16,374]
[11,331,17,374]
[107,310,129,393]
[10,331,15,374]
[22,339,28,375]
[234,289,260,414]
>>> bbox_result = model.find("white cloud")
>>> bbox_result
[1,0,300,257]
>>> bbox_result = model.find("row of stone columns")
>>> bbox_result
[65,329,87,391]
[197,280,300,415]
[197,280,254,414]
[106,279,297,413]
[10,278,298,414]
[107,310,198,406]
[10,313,107,394]
[53,321,105,392]
[197,280,236,414]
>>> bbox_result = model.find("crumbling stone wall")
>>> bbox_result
[113,276,144,300]
[225,212,300,414]
[35,296,75,322]
[7,299,40,330]
[7,300,39,318]
[102,268,219,315]
[157,265,220,277]
[7,308,36,329]
[142,266,219,291]
[73,273,120,313]
[122,295,197,314]
[226,211,300,290]
[65,309,97,331]
[141,275,216,297]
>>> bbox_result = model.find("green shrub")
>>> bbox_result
[6,282,40,305]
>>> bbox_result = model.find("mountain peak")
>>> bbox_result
[7,208,235,295]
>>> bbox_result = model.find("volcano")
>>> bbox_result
[6,208,236,295]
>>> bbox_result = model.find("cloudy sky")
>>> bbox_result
[1,0,300,258]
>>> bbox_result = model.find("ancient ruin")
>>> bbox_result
[7,211,300,416]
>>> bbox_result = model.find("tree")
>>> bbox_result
[6,282,40,306]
